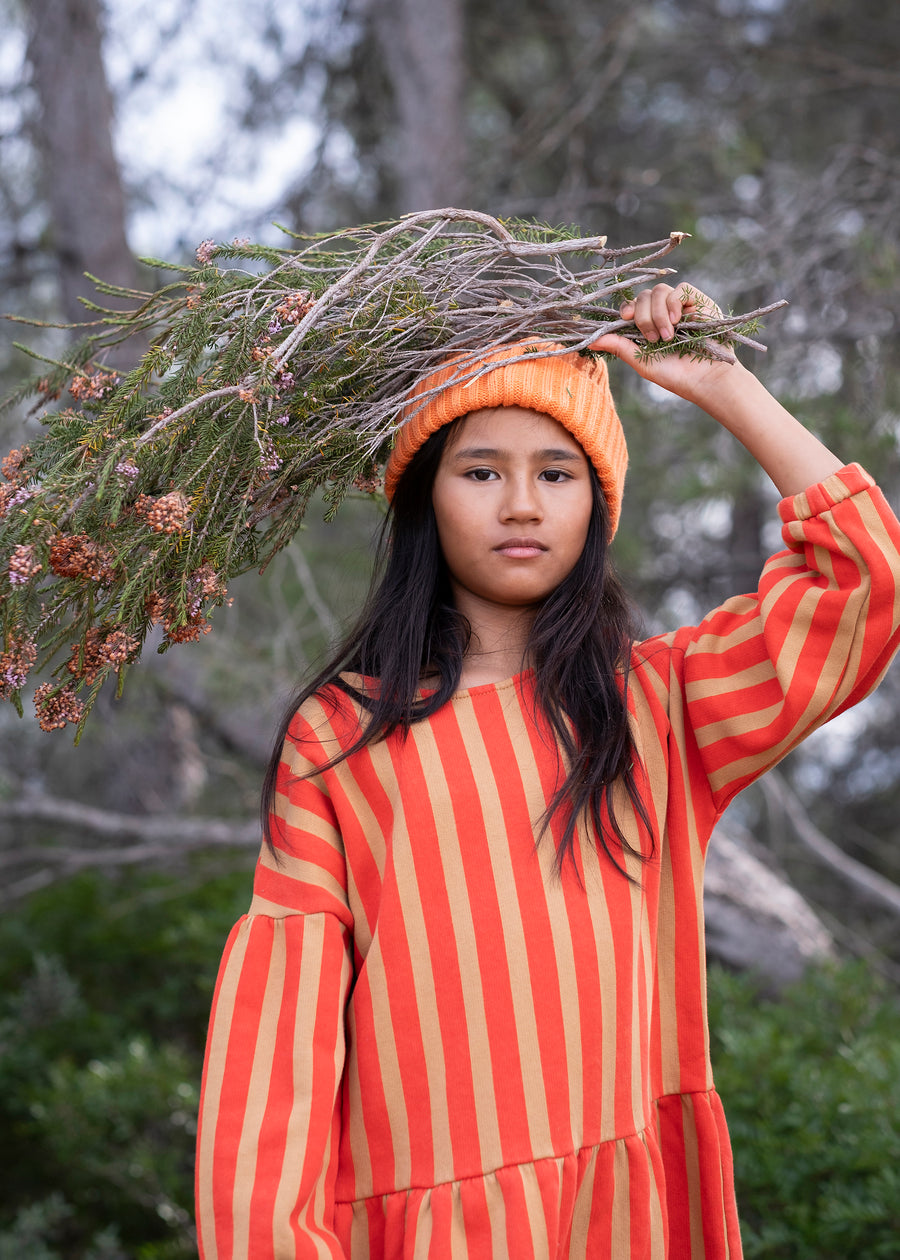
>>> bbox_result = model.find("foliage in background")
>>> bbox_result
[0,867,250,1259]
[709,962,900,1259]
[1,867,898,1257]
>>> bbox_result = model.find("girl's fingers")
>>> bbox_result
[618,281,721,342]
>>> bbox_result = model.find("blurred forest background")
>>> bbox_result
[1,0,899,1255]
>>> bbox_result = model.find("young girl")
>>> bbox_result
[195,283,900,1259]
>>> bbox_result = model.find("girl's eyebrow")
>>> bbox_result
[450,446,583,462]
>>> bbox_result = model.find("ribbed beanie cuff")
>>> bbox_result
[384,342,627,536]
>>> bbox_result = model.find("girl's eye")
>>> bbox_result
[540,468,571,483]
[466,468,497,482]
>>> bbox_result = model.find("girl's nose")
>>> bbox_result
[500,476,542,521]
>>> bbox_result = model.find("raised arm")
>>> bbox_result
[590,282,845,496]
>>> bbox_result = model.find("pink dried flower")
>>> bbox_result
[196,239,216,265]
[274,413,290,426]
[275,291,315,324]
[258,441,283,474]
[116,460,139,484]
[69,371,118,401]
[0,636,37,696]
[186,564,227,615]
[8,544,42,585]
[275,370,295,394]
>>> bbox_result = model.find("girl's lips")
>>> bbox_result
[494,538,548,558]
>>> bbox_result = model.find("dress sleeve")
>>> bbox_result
[196,708,354,1259]
[640,464,900,816]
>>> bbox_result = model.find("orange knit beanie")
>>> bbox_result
[384,341,628,536]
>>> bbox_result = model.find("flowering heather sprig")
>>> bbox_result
[34,683,84,732]
[1,210,784,735]
[8,544,42,585]
[0,636,37,696]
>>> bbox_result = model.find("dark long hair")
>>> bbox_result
[261,421,652,876]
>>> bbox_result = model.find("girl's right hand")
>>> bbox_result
[590,281,745,407]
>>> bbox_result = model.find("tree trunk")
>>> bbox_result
[26,0,142,351]
[370,0,467,210]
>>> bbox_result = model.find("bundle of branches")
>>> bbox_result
[0,208,784,736]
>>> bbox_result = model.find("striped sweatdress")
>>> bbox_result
[196,464,900,1259]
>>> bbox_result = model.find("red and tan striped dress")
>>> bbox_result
[197,465,900,1258]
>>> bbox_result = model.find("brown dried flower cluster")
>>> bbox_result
[67,626,139,684]
[2,447,30,484]
[0,485,15,519]
[69,370,118,401]
[275,290,315,324]
[8,543,42,585]
[1,635,37,697]
[34,682,84,732]
[49,534,114,583]
[146,586,212,644]
[137,491,191,534]
[353,472,383,494]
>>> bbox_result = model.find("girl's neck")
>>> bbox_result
[454,591,536,687]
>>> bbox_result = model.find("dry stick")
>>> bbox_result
[761,772,900,918]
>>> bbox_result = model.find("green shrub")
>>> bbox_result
[709,961,900,1259]
[0,867,249,1258]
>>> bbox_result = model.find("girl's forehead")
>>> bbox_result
[451,405,585,452]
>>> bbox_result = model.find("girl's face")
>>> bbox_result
[431,406,595,615]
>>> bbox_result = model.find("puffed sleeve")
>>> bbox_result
[639,464,900,818]
[196,705,354,1259]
